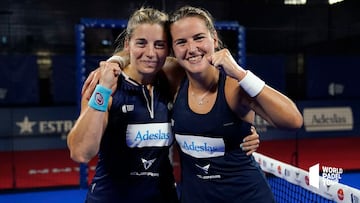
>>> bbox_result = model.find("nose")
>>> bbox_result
[145,45,155,57]
[187,41,197,53]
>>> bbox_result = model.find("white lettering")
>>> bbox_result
[196,174,221,179]
[130,172,159,177]
[322,166,343,174]
[39,120,76,134]
[321,165,343,186]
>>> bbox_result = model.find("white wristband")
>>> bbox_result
[238,70,265,97]
[106,55,125,68]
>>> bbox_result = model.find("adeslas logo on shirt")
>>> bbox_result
[126,123,173,148]
[175,134,225,158]
[134,129,170,141]
[181,141,217,152]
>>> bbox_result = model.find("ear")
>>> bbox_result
[124,39,130,51]
[212,30,219,49]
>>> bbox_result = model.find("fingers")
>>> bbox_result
[113,67,121,77]
[241,141,259,156]
[101,61,121,78]
[81,61,119,100]
[241,138,260,148]
[99,61,107,66]
[246,149,256,156]
[241,141,260,150]
[241,125,260,155]
[101,60,121,73]
[207,55,222,70]
[243,127,259,143]
[242,133,260,148]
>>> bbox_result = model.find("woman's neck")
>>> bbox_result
[187,68,219,91]
[123,65,155,85]
[187,68,219,108]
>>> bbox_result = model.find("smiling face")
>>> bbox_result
[170,16,218,74]
[125,23,169,81]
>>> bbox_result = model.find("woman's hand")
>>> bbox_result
[240,126,260,156]
[208,48,247,81]
[82,61,121,101]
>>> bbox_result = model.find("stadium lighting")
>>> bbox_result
[284,0,306,5]
[329,0,344,4]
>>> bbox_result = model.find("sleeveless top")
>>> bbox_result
[86,72,179,203]
[172,71,275,203]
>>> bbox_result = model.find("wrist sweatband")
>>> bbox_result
[88,85,112,112]
[238,70,265,97]
[107,55,125,68]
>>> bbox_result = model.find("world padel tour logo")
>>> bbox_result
[309,163,343,188]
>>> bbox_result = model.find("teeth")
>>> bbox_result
[188,56,202,62]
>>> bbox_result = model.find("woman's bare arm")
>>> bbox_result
[67,62,120,163]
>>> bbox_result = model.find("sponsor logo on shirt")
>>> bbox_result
[175,134,225,158]
[195,164,210,174]
[126,123,173,148]
[142,158,156,170]
[130,171,160,177]
[121,104,134,113]
[195,163,221,180]
[129,157,159,177]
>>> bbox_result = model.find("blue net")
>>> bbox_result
[267,174,335,203]
[253,152,360,203]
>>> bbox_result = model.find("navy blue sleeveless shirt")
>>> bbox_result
[172,71,275,203]
[86,73,179,203]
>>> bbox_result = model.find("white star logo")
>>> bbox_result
[16,116,36,134]
[195,164,210,174]
[141,158,156,170]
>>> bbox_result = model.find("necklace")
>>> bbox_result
[190,81,216,105]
